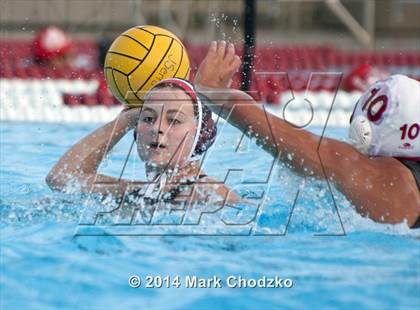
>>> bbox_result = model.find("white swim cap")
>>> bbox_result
[349,75,420,159]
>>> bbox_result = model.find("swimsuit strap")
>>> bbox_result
[163,174,208,200]
[128,174,208,203]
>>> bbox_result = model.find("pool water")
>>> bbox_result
[1,122,419,309]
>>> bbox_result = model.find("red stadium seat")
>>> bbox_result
[63,94,83,106]
[83,94,98,106]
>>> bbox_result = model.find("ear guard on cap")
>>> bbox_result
[348,115,373,154]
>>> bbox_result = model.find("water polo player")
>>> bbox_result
[46,78,239,204]
[194,41,419,228]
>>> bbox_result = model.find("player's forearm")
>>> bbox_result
[196,85,328,177]
[46,116,130,188]
[196,85,251,117]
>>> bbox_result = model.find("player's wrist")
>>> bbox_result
[117,107,140,129]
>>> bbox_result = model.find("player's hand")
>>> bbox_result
[195,41,241,89]
[118,106,142,129]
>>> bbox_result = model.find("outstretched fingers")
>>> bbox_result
[206,41,217,59]
[224,43,235,62]
[217,40,227,58]
[231,55,242,70]
[195,40,241,89]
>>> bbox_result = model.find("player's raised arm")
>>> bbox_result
[46,107,144,197]
[195,41,420,228]
[194,41,352,179]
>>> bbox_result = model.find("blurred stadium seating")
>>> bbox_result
[1,0,419,124]
[1,38,419,106]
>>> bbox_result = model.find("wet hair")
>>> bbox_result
[134,80,217,157]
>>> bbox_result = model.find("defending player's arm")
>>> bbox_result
[194,41,351,178]
[46,107,144,196]
[195,41,420,227]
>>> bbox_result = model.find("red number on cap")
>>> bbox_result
[361,88,388,122]
[366,95,388,122]
[400,123,420,140]
[362,88,379,111]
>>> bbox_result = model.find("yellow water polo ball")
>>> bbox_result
[104,25,190,106]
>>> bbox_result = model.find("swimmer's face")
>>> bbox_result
[136,87,197,169]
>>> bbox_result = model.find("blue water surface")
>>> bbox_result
[1,122,419,310]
